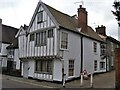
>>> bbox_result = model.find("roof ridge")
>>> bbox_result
[2,24,18,30]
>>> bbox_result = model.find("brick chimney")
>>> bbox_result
[96,25,106,36]
[77,5,88,33]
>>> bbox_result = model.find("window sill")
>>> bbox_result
[60,48,69,51]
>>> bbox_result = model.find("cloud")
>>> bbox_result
[0,0,118,40]
[0,0,22,9]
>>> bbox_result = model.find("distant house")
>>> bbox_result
[96,25,120,72]
[0,19,20,72]
[16,1,106,82]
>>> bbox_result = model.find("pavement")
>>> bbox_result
[2,70,115,89]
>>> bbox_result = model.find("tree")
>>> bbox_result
[112,0,120,26]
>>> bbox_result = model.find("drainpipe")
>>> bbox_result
[81,36,83,73]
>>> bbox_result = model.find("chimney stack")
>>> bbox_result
[77,5,88,33]
[95,25,106,36]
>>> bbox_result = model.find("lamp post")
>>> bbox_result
[112,0,120,41]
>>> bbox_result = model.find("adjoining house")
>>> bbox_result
[96,25,120,72]
[16,1,106,82]
[0,19,20,73]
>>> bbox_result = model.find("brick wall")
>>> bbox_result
[115,48,120,89]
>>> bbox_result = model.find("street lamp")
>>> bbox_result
[112,0,120,40]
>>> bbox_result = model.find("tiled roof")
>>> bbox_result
[45,4,77,31]
[45,3,103,42]
[0,24,19,48]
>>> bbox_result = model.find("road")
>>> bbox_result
[2,70,115,89]
[2,78,46,88]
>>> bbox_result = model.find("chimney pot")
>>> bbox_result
[80,5,82,8]
[96,25,106,36]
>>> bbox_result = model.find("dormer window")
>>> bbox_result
[37,11,43,23]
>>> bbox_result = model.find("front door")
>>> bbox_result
[23,61,28,78]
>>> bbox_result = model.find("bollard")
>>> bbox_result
[80,73,83,86]
[63,74,66,88]
[90,73,93,88]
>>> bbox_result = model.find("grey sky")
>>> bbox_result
[0,0,118,39]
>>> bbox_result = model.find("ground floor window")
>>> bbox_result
[68,59,74,76]
[100,62,105,70]
[94,60,97,71]
[35,60,52,74]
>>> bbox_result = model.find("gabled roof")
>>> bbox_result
[86,26,104,42]
[44,2,104,42]
[15,25,28,38]
[27,1,104,42]
[0,24,19,48]
[45,4,77,31]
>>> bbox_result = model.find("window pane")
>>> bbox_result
[30,34,34,41]
[35,60,52,73]
[61,32,68,49]
[94,60,97,71]
[69,60,74,76]
[37,11,43,23]
[48,29,53,38]
[93,42,97,52]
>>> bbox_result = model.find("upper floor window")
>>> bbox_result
[93,42,97,53]
[30,34,34,41]
[48,29,53,38]
[35,31,47,46]
[37,11,43,23]
[100,44,106,55]
[61,32,68,49]
[94,60,97,71]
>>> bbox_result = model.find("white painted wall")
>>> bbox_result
[0,43,9,68]
[83,37,106,74]
[53,59,62,81]
[29,5,55,33]
[83,37,94,74]
[59,29,81,80]
[0,43,9,56]
[14,49,20,70]
[28,60,35,77]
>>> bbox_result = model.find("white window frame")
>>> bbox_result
[68,59,74,76]
[60,31,68,50]
[100,62,105,70]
